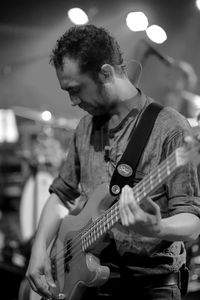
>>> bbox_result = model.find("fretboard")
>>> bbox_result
[82,148,180,251]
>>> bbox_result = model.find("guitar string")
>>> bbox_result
[54,206,121,276]
[53,201,118,271]
[52,151,177,272]
[55,150,176,277]
[54,162,178,277]
[50,151,177,270]
[51,152,178,275]
[50,101,147,262]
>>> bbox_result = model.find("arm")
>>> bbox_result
[119,185,200,242]
[26,193,69,299]
[26,127,81,298]
[119,112,200,241]
[159,212,200,242]
[32,193,69,248]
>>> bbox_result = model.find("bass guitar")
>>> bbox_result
[48,134,200,300]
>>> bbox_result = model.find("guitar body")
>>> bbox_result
[18,277,41,300]
[48,134,200,300]
[49,183,116,300]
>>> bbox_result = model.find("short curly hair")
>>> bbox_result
[50,24,124,79]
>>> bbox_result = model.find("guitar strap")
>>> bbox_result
[109,102,163,196]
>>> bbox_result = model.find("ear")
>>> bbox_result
[98,64,114,83]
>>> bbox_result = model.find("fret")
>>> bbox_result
[93,224,97,241]
[107,213,112,229]
[106,211,111,229]
[110,215,114,226]
[91,233,94,244]
[142,180,147,198]
[149,173,153,190]
[96,220,100,239]
[157,167,161,184]
[166,158,170,176]
[114,205,119,222]
[99,219,103,235]
[134,185,140,204]
[89,229,92,244]
[89,227,93,244]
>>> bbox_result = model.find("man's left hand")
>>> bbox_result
[119,185,162,237]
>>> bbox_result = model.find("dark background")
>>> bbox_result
[1,0,200,120]
[1,1,200,300]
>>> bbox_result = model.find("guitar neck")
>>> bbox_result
[82,149,180,251]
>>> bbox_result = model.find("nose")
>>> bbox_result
[70,96,81,107]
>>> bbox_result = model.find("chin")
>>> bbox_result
[88,111,100,116]
[82,107,98,115]
[82,105,107,116]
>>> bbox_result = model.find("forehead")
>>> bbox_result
[56,57,94,89]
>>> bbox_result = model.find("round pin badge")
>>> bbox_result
[111,185,121,195]
[117,163,133,177]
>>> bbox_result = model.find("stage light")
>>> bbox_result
[196,0,200,10]
[146,25,167,44]
[0,109,19,143]
[126,12,148,32]
[68,8,89,25]
[41,110,52,122]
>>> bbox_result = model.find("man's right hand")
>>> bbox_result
[26,243,56,299]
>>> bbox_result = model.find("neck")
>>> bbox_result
[108,84,140,130]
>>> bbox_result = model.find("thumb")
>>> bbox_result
[45,268,56,288]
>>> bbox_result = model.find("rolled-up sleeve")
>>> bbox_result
[49,131,81,210]
[163,130,200,218]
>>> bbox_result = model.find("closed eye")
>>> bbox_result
[69,90,79,96]
[67,87,80,96]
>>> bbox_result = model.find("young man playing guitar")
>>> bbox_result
[26,24,200,300]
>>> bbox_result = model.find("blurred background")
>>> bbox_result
[1,0,200,299]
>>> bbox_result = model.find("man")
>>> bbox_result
[26,24,200,300]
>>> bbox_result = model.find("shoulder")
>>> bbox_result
[144,94,190,133]
[145,101,193,149]
[154,104,191,136]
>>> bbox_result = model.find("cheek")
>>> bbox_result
[104,83,115,97]
[83,85,98,98]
